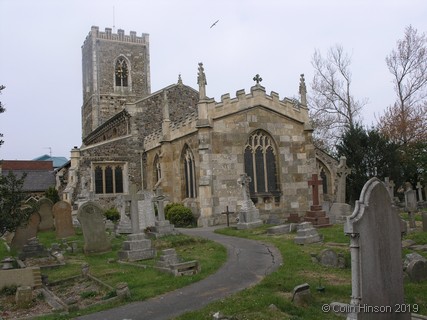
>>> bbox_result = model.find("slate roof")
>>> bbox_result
[1,170,56,192]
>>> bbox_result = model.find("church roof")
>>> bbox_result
[134,82,200,104]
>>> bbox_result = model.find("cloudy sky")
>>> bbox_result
[0,0,426,160]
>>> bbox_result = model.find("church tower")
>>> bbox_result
[81,26,151,138]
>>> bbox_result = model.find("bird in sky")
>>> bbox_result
[210,19,219,28]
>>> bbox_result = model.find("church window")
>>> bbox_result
[153,154,161,185]
[320,168,327,194]
[115,57,129,87]
[244,130,279,195]
[183,146,196,198]
[93,163,125,194]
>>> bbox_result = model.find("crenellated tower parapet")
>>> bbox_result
[83,26,149,46]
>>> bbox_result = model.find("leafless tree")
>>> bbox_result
[309,45,367,150]
[379,25,427,145]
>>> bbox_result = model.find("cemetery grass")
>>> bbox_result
[176,223,427,320]
[0,229,227,319]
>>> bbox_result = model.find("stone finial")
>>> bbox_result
[177,74,183,85]
[197,62,207,99]
[299,74,307,106]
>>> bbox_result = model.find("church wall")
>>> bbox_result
[208,107,314,219]
[133,84,199,141]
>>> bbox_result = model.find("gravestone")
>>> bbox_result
[406,260,427,283]
[118,233,155,261]
[52,201,75,238]
[403,253,427,283]
[329,158,352,224]
[291,283,311,306]
[236,174,263,229]
[115,195,132,234]
[37,198,54,231]
[384,177,395,200]
[138,190,156,230]
[267,223,296,235]
[123,184,143,234]
[77,201,111,254]
[304,174,331,227]
[155,248,200,276]
[404,183,417,229]
[344,177,409,319]
[117,186,156,261]
[314,248,345,268]
[423,212,427,232]
[11,212,41,251]
[18,237,49,260]
[416,181,423,202]
[294,222,322,245]
[149,187,175,237]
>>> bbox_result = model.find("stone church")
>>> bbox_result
[63,26,339,226]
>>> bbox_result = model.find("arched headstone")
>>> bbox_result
[77,201,111,254]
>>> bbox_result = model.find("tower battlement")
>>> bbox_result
[84,26,149,45]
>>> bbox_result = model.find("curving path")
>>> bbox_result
[75,226,282,320]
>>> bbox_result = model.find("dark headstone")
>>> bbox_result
[11,212,41,251]
[52,201,75,238]
[37,198,54,231]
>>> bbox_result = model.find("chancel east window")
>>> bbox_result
[115,57,129,87]
[94,164,124,194]
[244,130,279,195]
[183,146,196,198]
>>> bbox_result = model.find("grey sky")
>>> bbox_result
[0,0,426,160]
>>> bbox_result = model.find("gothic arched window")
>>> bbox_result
[153,154,161,185]
[115,57,129,87]
[182,146,196,198]
[244,130,279,195]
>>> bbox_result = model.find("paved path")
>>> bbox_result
[75,227,282,320]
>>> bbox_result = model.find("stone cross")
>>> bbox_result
[344,178,409,319]
[124,184,144,234]
[416,182,423,202]
[221,206,234,227]
[253,74,263,85]
[153,187,167,221]
[336,156,351,203]
[308,174,323,206]
[405,186,418,229]
[237,173,252,207]
[384,177,395,199]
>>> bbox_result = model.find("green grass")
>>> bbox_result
[0,229,227,319]
[175,223,427,320]
[3,217,427,320]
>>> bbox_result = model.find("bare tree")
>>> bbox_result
[310,45,367,150]
[379,25,427,145]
